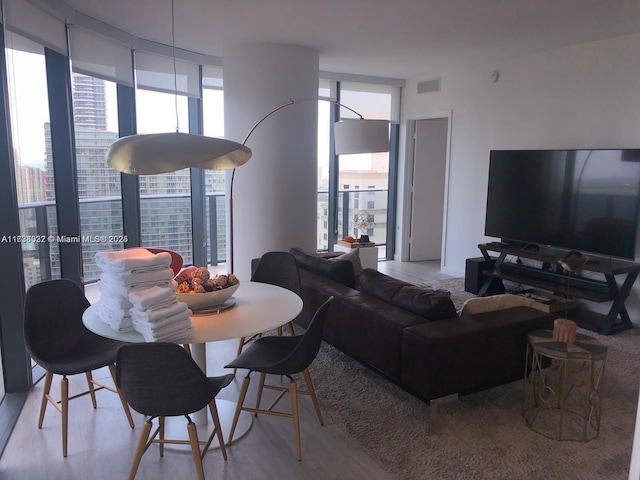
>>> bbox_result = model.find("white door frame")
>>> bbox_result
[401,110,453,265]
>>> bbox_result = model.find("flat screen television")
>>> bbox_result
[485,149,640,260]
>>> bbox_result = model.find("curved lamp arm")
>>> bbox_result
[229,98,387,273]
[241,98,364,146]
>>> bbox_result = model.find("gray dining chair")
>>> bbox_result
[23,278,134,457]
[116,342,234,480]
[225,296,333,461]
[234,251,302,368]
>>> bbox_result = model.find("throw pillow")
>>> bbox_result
[459,293,536,316]
[392,285,458,321]
[328,248,364,275]
[358,268,407,303]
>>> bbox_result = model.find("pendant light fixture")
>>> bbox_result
[106,0,251,175]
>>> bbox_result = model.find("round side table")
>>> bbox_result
[522,329,607,442]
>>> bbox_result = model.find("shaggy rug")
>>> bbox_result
[308,278,640,480]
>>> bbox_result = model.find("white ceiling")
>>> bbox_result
[58,0,640,80]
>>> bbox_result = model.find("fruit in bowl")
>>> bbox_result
[175,267,240,309]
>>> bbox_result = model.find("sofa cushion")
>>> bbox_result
[358,268,405,302]
[290,247,355,288]
[359,269,456,320]
[294,268,359,330]
[329,294,431,382]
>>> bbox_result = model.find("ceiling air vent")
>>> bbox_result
[417,78,441,94]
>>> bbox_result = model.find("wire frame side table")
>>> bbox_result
[522,329,607,442]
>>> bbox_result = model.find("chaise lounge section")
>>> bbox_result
[289,247,555,403]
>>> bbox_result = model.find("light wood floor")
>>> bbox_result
[0,259,451,480]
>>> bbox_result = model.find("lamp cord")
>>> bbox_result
[171,0,179,133]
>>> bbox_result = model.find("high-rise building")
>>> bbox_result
[72,74,107,130]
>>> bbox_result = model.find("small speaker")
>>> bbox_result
[465,257,504,295]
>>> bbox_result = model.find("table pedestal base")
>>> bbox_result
[162,399,252,452]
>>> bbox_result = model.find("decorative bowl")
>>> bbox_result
[177,283,240,310]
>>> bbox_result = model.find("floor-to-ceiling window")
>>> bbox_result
[317,80,400,257]
[203,66,226,265]
[135,89,193,263]
[316,81,333,251]
[5,32,59,290]
[337,83,395,258]
[71,73,125,283]
[135,52,198,265]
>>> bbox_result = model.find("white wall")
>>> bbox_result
[401,32,640,284]
[400,34,640,474]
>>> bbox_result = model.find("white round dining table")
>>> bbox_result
[82,281,303,448]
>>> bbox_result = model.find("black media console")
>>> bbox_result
[477,243,640,335]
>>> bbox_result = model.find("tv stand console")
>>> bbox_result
[478,243,640,335]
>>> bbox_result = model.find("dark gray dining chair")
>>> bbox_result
[116,342,234,480]
[226,296,333,461]
[234,251,302,370]
[23,278,134,457]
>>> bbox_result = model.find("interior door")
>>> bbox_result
[409,117,448,261]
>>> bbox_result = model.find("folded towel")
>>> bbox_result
[130,300,189,324]
[95,248,172,274]
[99,274,176,297]
[136,325,193,343]
[98,290,133,311]
[103,268,175,287]
[132,311,193,342]
[93,300,135,333]
[128,284,178,311]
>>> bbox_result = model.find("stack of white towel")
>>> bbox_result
[128,285,193,342]
[93,248,191,341]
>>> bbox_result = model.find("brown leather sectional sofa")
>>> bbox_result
[290,248,555,402]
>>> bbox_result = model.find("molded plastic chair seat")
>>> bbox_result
[116,342,234,480]
[23,279,134,457]
[228,335,308,375]
[226,296,333,461]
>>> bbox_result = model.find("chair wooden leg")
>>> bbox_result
[38,371,53,429]
[234,338,246,375]
[61,376,69,457]
[187,420,206,480]
[290,379,301,461]
[85,371,98,408]
[109,364,135,429]
[302,369,324,425]
[287,321,295,336]
[159,416,165,457]
[128,419,153,480]
[228,376,250,445]
[207,401,227,460]
[255,372,267,415]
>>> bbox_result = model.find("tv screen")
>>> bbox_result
[485,149,640,259]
